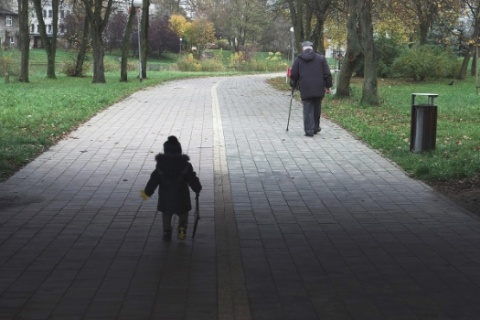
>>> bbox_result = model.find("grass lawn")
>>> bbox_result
[269,76,480,185]
[0,67,235,181]
[1,48,479,198]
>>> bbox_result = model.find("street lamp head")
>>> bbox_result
[290,27,294,32]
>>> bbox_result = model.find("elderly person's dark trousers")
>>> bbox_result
[313,97,323,133]
[303,97,322,135]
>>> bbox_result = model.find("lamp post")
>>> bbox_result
[133,0,142,82]
[290,27,294,62]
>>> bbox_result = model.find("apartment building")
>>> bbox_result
[0,5,18,48]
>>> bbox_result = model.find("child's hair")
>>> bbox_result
[164,136,182,154]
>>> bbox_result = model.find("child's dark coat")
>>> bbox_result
[144,153,202,213]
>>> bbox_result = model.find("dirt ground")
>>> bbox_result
[429,174,480,217]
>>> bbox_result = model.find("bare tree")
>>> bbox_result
[32,0,59,78]
[104,11,128,52]
[336,0,362,97]
[75,13,91,76]
[302,0,333,54]
[286,0,310,53]
[458,0,480,79]
[62,3,90,76]
[358,0,378,105]
[335,0,378,105]
[17,0,29,82]
[120,5,136,82]
[82,0,114,83]
[140,0,149,79]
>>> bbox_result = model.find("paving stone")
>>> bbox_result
[1,74,480,319]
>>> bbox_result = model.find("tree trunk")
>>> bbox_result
[120,6,136,82]
[91,30,106,83]
[468,3,480,77]
[457,14,479,80]
[303,0,332,54]
[359,0,379,105]
[458,11,479,80]
[418,20,429,45]
[84,0,113,83]
[18,0,29,82]
[312,14,325,54]
[74,17,90,77]
[32,0,58,79]
[141,0,149,80]
[472,49,478,77]
[287,0,305,54]
[458,46,472,80]
[336,0,362,98]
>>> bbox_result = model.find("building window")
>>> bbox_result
[43,10,47,17]
[31,24,34,32]
[48,10,52,18]
[47,25,52,34]
[60,10,64,19]
[6,15,12,27]
[9,36,14,47]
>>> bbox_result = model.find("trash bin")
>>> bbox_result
[410,93,438,152]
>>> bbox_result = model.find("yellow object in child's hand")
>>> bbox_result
[140,190,150,200]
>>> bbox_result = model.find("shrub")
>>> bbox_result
[177,53,202,71]
[61,59,91,76]
[229,51,288,72]
[391,45,458,81]
[264,52,289,72]
[200,58,225,72]
[103,58,119,72]
[375,35,403,77]
[0,54,18,77]
[354,35,404,78]
[127,60,138,71]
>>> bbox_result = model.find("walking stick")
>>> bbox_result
[286,87,295,131]
[192,193,200,239]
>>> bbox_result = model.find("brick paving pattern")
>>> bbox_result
[1,74,480,319]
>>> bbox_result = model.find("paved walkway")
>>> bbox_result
[1,74,480,320]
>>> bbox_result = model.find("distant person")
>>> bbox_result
[140,136,202,241]
[290,41,333,136]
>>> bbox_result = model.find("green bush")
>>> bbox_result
[229,51,288,72]
[391,45,458,81]
[375,35,403,77]
[0,51,20,77]
[353,35,404,77]
[177,50,289,72]
[103,58,120,72]
[177,54,202,71]
[61,59,91,76]
[127,60,138,71]
[200,58,225,72]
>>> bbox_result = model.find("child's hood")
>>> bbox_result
[154,153,190,176]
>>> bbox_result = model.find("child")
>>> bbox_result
[140,136,202,241]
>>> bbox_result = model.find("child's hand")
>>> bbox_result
[140,190,150,200]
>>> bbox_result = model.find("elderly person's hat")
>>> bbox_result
[301,41,313,47]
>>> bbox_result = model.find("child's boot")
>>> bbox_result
[163,230,172,241]
[177,227,186,240]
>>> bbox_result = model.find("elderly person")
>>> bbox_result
[290,41,333,137]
